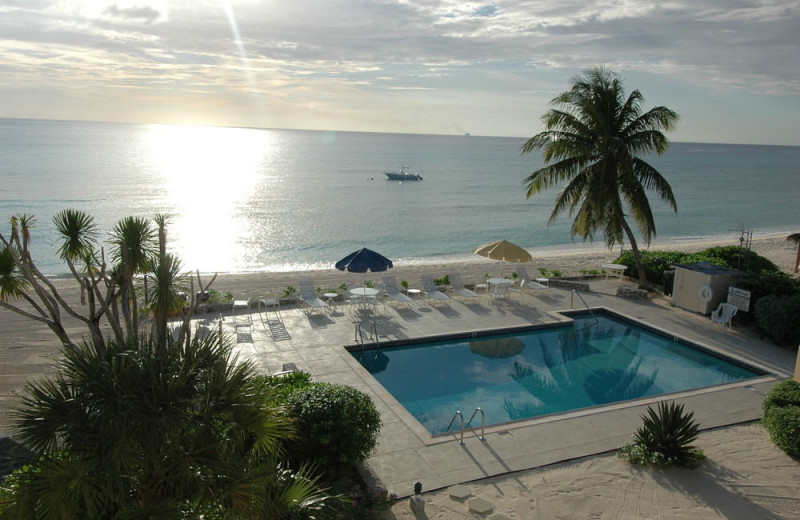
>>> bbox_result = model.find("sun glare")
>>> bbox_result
[143,124,278,272]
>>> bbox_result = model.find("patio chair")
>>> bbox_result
[515,265,548,292]
[383,275,414,307]
[298,279,328,315]
[449,272,479,300]
[711,302,737,331]
[420,274,450,305]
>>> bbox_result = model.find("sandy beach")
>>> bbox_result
[1,232,799,518]
[199,232,799,298]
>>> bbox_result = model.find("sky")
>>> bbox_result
[1,0,799,145]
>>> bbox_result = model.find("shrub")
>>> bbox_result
[763,406,800,458]
[254,371,313,400]
[754,294,800,346]
[763,379,800,457]
[764,379,800,411]
[285,383,382,469]
[618,401,705,468]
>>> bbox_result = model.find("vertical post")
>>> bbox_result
[794,345,800,382]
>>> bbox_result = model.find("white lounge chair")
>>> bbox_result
[515,266,549,292]
[711,302,737,331]
[383,275,414,307]
[298,279,328,315]
[420,274,450,305]
[449,272,479,300]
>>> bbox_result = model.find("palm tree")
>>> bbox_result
[3,330,333,519]
[522,66,679,289]
[110,216,157,338]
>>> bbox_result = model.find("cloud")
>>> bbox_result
[0,0,797,144]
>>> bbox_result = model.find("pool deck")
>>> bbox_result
[1,278,795,496]
[228,279,794,498]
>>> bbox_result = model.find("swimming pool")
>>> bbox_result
[351,311,765,434]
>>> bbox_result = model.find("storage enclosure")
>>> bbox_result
[671,263,741,315]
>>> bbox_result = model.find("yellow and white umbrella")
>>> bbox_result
[473,239,532,276]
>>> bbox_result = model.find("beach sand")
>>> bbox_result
[2,232,799,517]
[201,232,799,297]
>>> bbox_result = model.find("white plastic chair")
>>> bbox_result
[383,275,414,307]
[298,279,329,315]
[420,274,450,305]
[449,272,478,300]
[711,302,738,331]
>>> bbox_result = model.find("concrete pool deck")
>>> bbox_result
[221,278,795,498]
[0,277,795,498]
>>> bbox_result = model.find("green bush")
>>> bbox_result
[764,379,800,411]
[285,383,382,469]
[763,406,800,458]
[754,294,800,346]
[613,246,782,286]
[763,380,800,457]
[618,401,705,468]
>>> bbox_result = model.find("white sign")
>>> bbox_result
[727,287,751,312]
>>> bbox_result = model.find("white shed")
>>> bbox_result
[671,263,742,315]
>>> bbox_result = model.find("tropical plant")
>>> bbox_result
[521,66,679,290]
[0,211,213,352]
[0,330,334,519]
[619,401,704,468]
[284,383,382,470]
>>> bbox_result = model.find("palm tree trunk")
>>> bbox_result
[619,218,652,290]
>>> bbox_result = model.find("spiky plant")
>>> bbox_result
[623,401,702,467]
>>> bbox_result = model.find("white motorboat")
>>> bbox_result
[383,166,423,181]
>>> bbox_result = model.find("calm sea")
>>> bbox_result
[1,118,798,276]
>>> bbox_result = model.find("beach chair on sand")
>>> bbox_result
[383,275,414,307]
[420,274,450,305]
[449,272,479,300]
[299,279,328,315]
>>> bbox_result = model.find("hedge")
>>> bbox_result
[763,380,800,457]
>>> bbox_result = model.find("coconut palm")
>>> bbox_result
[3,329,333,519]
[522,66,679,289]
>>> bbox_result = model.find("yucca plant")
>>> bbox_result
[620,401,704,468]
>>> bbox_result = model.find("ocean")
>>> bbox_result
[1,118,798,276]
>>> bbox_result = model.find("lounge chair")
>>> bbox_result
[298,279,328,315]
[449,272,479,300]
[711,302,737,331]
[383,275,414,307]
[420,274,450,305]
[515,266,549,292]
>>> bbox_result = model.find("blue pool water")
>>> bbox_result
[352,312,764,434]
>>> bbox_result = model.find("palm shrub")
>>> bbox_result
[762,379,800,457]
[0,331,333,520]
[618,401,704,468]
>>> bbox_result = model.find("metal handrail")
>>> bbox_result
[446,411,465,445]
[570,290,598,323]
[465,407,486,440]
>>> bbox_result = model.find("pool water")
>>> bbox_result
[352,312,764,434]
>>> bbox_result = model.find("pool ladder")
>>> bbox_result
[354,321,379,350]
[447,408,486,445]
[570,289,599,324]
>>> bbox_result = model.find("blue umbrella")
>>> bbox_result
[335,247,393,273]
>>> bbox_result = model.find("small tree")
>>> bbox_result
[0,211,214,352]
